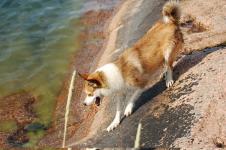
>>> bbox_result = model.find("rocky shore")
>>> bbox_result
[0,0,122,149]
[1,0,225,149]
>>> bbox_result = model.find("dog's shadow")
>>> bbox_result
[132,46,224,113]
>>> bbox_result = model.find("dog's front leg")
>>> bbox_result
[106,94,122,132]
[124,89,144,117]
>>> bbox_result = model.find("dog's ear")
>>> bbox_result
[87,79,100,88]
[88,71,107,88]
[85,72,107,88]
[78,72,89,80]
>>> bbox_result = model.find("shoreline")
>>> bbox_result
[0,0,122,148]
[38,0,123,147]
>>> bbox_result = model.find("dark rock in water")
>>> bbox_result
[0,92,37,148]
[7,129,29,147]
[24,122,47,132]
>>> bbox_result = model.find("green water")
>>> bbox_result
[0,0,83,146]
[0,120,17,133]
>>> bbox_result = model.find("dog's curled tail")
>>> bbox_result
[162,1,181,23]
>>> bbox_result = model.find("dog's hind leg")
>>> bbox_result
[165,63,174,87]
[164,46,175,88]
[124,89,144,117]
[107,93,124,132]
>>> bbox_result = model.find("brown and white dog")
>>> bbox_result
[79,1,183,132]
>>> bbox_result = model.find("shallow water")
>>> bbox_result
[0,0,83,146]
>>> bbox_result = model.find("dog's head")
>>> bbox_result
[79,71,108,106]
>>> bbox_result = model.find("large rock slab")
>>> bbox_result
[181,0,226,53]
[68,0,226,149]
[73,46,226,149]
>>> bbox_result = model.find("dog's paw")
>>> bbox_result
[124,103,134,117]
[166,79,174,88]
[107,119,120,132]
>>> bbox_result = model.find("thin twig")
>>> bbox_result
[62,70,76,148]
[134,122,142,149]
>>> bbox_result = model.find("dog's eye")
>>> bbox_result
[88,82,93,86]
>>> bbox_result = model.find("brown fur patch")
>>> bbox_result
[115,20,183,88]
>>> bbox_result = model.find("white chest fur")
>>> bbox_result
[96,63,124,94]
